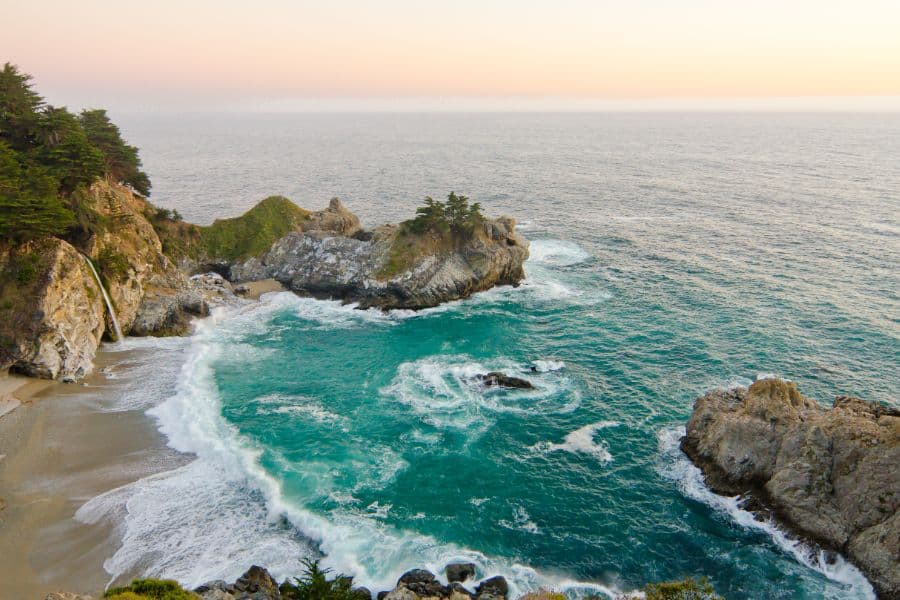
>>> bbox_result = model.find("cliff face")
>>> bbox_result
[230,199,528,310]
[681,379,900,598]
[0,181,210,380]
[0,238,105,380]
[78,180,208,337]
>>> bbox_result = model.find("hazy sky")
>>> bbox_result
[4,0,900,111]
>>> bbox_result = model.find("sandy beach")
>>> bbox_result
[0,352,187,599]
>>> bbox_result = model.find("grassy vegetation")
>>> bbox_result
[639,577,723,600]
[105,578,198,600]
[197,195,310,262]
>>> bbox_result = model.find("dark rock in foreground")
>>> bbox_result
[446,562,477,583]
[682,378,900,599]
[478,372,535,389]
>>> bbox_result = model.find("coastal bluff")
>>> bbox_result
[681,378,900,599]
[1,188,528,380]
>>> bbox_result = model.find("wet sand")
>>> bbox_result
[0,356,187,599]
[239,278,287,300]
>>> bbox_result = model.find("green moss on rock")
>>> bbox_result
[198,195,310,262]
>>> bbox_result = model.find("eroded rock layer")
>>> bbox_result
[681,378,900,598]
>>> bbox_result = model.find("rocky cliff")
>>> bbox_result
[0,180,211,380]
[0,237,105,380]
[681,378,900,599]
[1,190,527,379]
[230,199,528,310]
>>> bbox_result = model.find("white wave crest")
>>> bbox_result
[656,426,875,600]
[527,239,592,267]
[532,421,619,464]
[533,359,566,372]
[75,299,633,599]
[380,355,580,430]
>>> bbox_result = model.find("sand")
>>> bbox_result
[0,356,187,599]
[239,278,287,300]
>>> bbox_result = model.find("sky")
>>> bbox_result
[3,0,900,111]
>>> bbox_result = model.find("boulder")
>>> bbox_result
[445,563,477,583]
[43,594,95,600]
[233,565,281,600]
[352,587,373,600]
[475,576,508,600]
[301,197,363,237]
[477,372,534,390]
[195,580,236,600]
[398,569,436,586]
[682,379,900,598]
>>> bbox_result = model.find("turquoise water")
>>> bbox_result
[86,113,898,599]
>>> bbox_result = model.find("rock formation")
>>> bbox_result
[0,237,105,380]
[230,200,528,310]
[78,180,208,336]
[681,378,900,598]
[477,372,535,389]
[2,191,526,379]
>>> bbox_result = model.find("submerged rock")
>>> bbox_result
[478,372,535,389]
[229,202,528,310]
[682,378,900,598]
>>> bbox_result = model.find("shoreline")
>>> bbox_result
[0,347,188,599]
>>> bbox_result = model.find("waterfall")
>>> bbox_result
[82,254,124,342]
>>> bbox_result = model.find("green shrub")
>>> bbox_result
[641,577,723,600]
[280,559,364,600]
[12,251,42,286]
[105,577,198,599]
[96,246,131,283]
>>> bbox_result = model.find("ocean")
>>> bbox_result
[76,112,899,599]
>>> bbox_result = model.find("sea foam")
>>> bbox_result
[77,296,631,598]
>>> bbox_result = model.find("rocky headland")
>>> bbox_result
[681,378,900,599]
[1,183,528,382]
[229,198,527,310]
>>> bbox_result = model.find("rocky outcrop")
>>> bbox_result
[229,202,528,310]
[188,565,508,600]
[0,238,105,380]
[477,372,535,389]
[681,378,900,598]
[300,197,363,237]
[79,180,207,336]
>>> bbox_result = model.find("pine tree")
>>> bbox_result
[80,109,151,196]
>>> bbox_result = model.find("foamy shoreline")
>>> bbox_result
[0,344,190,598]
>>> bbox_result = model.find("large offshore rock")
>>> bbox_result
[0,237,105,380]
[682,378,900,598]
[230,202,528,310]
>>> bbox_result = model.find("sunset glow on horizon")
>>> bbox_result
[4,0,900,110]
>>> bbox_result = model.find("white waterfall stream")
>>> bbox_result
[82,254,124,342]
